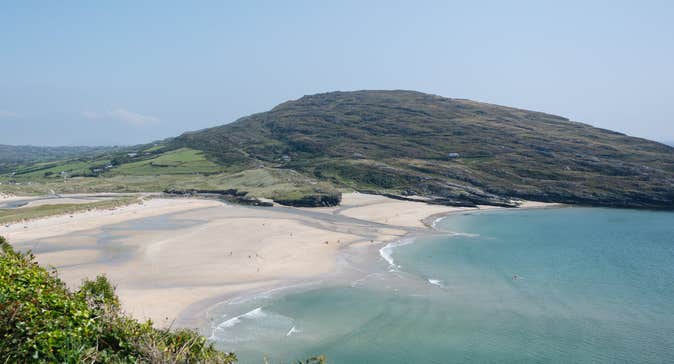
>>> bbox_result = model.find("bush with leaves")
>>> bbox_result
[0,235,236,363]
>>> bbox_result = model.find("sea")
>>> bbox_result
[207,207,674,363]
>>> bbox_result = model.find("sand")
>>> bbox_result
[1,192,557,327]
[334,193,478,228]
[0,193,19,201]
[1,198,221,240]
[17,197,114,208]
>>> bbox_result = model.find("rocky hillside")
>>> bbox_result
[174,90,674,209]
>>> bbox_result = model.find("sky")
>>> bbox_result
[1,1,673,146]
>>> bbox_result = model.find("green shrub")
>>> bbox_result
[77,274,120,312]
[0,236,236,363]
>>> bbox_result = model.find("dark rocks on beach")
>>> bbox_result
[274,192,342,208]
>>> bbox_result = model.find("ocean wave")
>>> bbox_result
[286,325,301,336]
[217,316,240,330]
[432,221,482,238]
[350,277,366,287]
[431,216,447,229]
[217,307,267,330]
[428,278,443,287]
[432,216,480,238]
[379,238,415,271]
[451,232,480,238]
[210,306,295,343]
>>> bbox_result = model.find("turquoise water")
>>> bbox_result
[209,208,674,363]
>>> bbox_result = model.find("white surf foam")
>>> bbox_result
[451,232,480,238]
[431,216,481,238]
[210,306,295,343]
[431,216,448,229]
[428,278,443,287]
[350,277,366,287]
[221,280,321,306]
[213,307,266,332]
[243,307,266,318]
[218,316,241,329]
[379,238,415,270]
[286,325,301,336]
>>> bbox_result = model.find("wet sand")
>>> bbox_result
[0,193,553,327]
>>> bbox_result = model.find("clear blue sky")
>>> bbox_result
[2,1,673,146]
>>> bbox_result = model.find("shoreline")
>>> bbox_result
[422,200,566,228]
[0,192,559,330]
[205,204,674,363]
[192,200,566,335]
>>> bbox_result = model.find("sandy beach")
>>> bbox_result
[0,193,550,327]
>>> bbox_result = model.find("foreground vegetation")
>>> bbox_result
[0,236,236,363]
[0,236,326,363]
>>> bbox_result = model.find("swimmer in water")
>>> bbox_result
[512,274,519,280]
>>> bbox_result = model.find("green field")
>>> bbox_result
[11,158,111,179]
[0,167,342,207]
[109,148,224,176]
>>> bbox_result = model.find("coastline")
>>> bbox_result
[209,205,674,363]
[0,192,558,330]
[422,200,566,228]
[185,197,562,333]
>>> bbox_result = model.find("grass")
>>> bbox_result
[12,158,111,179]
[172,90,674,209]
[109,148,224,176]
[0,167,342,208]
[142,144,167,153]
[0,197,139,225]
[0,145,117,174]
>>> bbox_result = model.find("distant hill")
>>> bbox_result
[173,90,674,209]
[0,145,117,173]
[3,90,673,209]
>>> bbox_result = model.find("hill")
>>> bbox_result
[0,145,118,173]
[2,90,673,209]
[173,90,674,209]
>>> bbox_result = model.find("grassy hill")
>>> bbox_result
[2,90,673,209]
[0,144,339,207]
[0,145,118,173]
[172,90,674,209]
